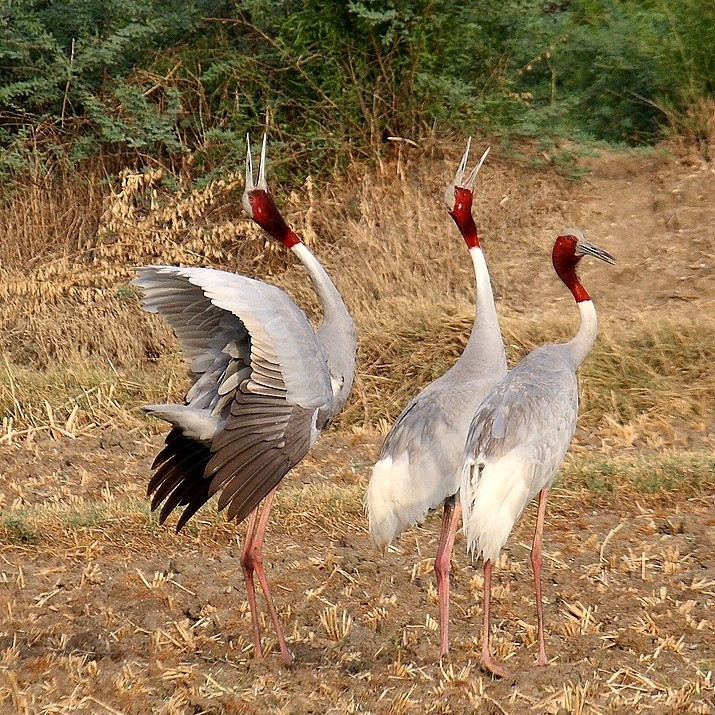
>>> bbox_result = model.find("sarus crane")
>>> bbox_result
[366,140,507,656]
[460,229,614,677]
[133,134,356,665]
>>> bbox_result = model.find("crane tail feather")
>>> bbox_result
[460,454,531,564]
[366,452,449,552]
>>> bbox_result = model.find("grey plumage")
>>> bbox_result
[367,143,506,551]
[467,346,579,468]
[460,346,579,561]
[460,232,615,564]
[134,134,355,665]
[459,228,615,677]
[366,141,506,656]
[134,160,356,532]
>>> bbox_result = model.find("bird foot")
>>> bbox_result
[252,640,294,666]
[481,653,511,679]
[438,635,451,660]
[535,653,548,667]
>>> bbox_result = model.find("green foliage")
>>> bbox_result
[83,83,184,153]
[564,451,715,496]
[650,0,715,98]
[1,514,38,545]
[0,0,713,180]
[465,0,669,143]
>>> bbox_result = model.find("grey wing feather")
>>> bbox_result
[134,266,333,410]
[381,373,471,459]
[380,388,458,480]
[464,346,579,495]
[206,393,315,523]
[376,375,494,514]
[135,268,252,418]
[181,267,333,408]
[134,265,333,528]
[136,271,246,369]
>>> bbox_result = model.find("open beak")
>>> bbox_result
[444,138,490,209]
[243,133,269,215]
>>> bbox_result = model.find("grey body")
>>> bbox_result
[378,354,505,503]
[465,346,579,478]
[460,299,598,563]
[367,246,507,549]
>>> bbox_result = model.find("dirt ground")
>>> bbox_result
[1,431,713,714]
[1,146,714,714]
[485,145,714,322]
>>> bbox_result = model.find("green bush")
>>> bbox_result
[0,0,713,181]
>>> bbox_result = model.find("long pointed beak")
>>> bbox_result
[244,132,269,193]
[464,146,490,190]
[450,139,490,190]
[576,238,616,265]
[245,133,254,191]
[453,137,472,187]
[258,133,268,190]
[444,139,490,210]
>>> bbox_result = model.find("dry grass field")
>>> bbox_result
[0,139,714,714]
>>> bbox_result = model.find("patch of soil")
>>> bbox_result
[0,431,713,714]
[490,147,714,323]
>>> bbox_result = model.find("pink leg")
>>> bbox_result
[241,506,264,658]
[481,559,510,678]
[241,489,293,665]
[531,488,549,666]
[434,496,461,657]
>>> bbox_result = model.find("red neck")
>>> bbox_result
[248,190,302,248]
[449,187,480,249]
[553,252,590,302]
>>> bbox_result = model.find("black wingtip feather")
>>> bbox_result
[147,429,213,528]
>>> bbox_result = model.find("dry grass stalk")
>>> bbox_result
[319,605,353,642]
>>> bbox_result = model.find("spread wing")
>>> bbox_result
[134,265,334,528]
[205,395,314,523]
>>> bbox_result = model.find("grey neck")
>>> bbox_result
[291,242,357,408]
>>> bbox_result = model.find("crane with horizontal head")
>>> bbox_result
[460,229,614,677]
[133,135,356,665]
[366,140,507,656]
